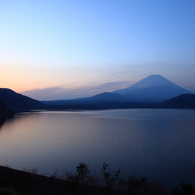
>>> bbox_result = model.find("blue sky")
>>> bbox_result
[0,0,195,100]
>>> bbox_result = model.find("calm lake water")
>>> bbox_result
[0,109,195,188]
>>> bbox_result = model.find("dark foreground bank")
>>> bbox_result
[0,164,124,195]
[0,165,69,195]
[1,163,195,195]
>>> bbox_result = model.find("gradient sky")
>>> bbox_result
[1,0,195,100]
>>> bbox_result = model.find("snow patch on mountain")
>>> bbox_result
[127,75,181,89]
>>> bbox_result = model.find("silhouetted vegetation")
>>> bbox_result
[2,162,194,195]
[172,183,195,195]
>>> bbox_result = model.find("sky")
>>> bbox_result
[0,0,195,100]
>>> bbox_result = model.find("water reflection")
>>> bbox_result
[0,109,195,188]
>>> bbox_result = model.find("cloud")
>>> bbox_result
[21,81,132,101]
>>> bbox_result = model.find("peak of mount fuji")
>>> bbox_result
[114,75,193,102]
[127,75,179,89]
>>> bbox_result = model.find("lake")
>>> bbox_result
[0,109,195,188]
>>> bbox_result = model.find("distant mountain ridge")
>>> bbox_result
[43,75,194,108]
[114,75,193,102]
[1,75,194,111]
[43,92,128,105]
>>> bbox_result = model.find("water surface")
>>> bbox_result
[0,109,195,188]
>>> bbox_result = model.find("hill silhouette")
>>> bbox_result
[0,88,45,112]
[43,92,128,105]
[163,94,195,109]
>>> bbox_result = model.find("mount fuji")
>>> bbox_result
[113,75,193,102]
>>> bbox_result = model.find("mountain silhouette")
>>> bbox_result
[163,94,195,109]
[42,92,157,110]
[43,92,129,106]
[85,92,128,102]
[0,88,45,111]
[43,75,194,108]
[114,75,193,102]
